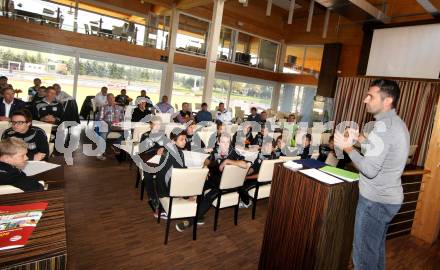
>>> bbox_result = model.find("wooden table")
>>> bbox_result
[0,190,67,270]
[259,164,359,270]
[31,157,65,189]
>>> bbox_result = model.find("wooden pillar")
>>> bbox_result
[202,0,225,107]
[160,6,179,102]
[411,94,440,243]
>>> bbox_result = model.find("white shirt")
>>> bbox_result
[94,92,108,108]
[216,110,232,123]
[3,99,12,118]
[56,91,73,104]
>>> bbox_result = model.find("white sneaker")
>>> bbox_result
[96,155,106,161]
[239,200,252,209]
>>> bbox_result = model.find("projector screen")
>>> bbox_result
[366,24,440,79]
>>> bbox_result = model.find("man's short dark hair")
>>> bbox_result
[201,102,208,107]
[251,107,257,111]
[170,128,186,141]
[0,76,7,80]
[219,102,224,106]
[371,79,400,108]
[11,109,33,123]
[305,133,312,142]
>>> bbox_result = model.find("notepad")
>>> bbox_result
[22,161,60,176]
[299,168,343,185]
[147,155,161,165]
[283,161,303,171]
[319,166,359,182]
[182,151,209,168]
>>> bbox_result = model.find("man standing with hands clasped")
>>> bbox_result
[334,79,410,270]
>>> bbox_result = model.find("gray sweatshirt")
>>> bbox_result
[348,109,410,204]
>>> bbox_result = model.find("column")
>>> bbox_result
[270,41,287,111]
[202,0,225,108]
[160,6,179,102]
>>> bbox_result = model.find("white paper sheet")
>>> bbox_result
[299,168,344,185]
[22,161,60,176]
[182,151,209,168]
[147,155,162,165]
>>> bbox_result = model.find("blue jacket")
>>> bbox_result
[0,98,25,117]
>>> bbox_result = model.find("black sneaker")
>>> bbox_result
[197,217,205,225]
[176,220,192,232]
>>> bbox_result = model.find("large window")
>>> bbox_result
[212,78,230,109]
[176,14,210,56]
[278,84,318,124]
[284,45,323,76]
[217,27,235,62]
[229,81,273,115]
[0,45,74,101]
[77,57,162,110]
[172,71,204,110]
[235,33,260,67]
[259,40,278,71]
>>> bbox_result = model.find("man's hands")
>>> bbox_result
[334,128,361,153]
[41,115,56,124]
[33,152,46,161]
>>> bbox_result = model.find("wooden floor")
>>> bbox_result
[63,145,440,269]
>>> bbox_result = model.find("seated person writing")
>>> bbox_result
[239,137,277,207]
[0,137,44,192]
[34,86,63,125]
[131,97,152,122]
[2,110,49,161]
[152,129,187,218]
[139,116,166,156]
[176,133,249,232]
[185,122,205,152]
[0,87,25,121]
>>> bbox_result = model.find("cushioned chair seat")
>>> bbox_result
[160,197,197,219]
[248,184,271,199]
[212,192,240,208]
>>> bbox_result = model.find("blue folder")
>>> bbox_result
[295,159,327,169]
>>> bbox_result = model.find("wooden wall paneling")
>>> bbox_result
[411,94,440,244]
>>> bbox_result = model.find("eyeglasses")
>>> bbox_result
[10,121,27,126]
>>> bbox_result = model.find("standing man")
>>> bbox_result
[335,79,409,270]
[95,87,108,109]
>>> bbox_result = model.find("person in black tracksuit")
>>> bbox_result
[33,86,63,125]
[1,110,49,161]
[206,121,226,149]
[231,122,254,148]
[184,122,205,152]
[0,137,44,192]
[300,133,312,159]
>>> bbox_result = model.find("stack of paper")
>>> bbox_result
[22,161,60,176]
[283,161,303,171]
[299,168,344,185]
[319,166,359,182]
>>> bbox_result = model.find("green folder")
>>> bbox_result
[319,166,359,182]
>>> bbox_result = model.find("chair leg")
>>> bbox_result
[164,198,173,245]
[157,205,161,224]
[234,204,239,226]
[135,170,140,188]
[140,180,145,200]
[252,185,260,220]
[193,217,198,241]
[214,195,221,231]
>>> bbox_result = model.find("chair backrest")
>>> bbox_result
[407,144,418,164]
[195,103,202,110]
[311,152,320,160]
[197,130,215,146]
[219,164,250,190]
[0,121,9,138]
[169,168,209,197]
[257,159,284,183]
[325,152,339,167]
[132,123,151,142]
[156,113,171,124]
[279,156,301,161]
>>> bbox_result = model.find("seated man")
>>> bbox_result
[215,102,231,123]
[185,122,205,152]
[299,133,312,159]
[247,107,260,122]
[34,86,63,125]
[156,95,174,113]
[53,83,73,104]
[231,121,254,148]
[31,86,46,104]
[207,121,226,149]
[252,125,270,147]
[175,102,193,123]
[139,116,166,156]
[0,87,25,121]
[176,133,249,232]
[259,110,268,125]
[95,93,124,161]
[239,137,277,207]
[2,110,49,161]
[0,137,44,192]
[152,129,187,218]
[28,78,42,99]
[196,102,212,123]
[135,90,153,109]
[115,89,132,106]
[131,97,152,122]
[0,75,13,96]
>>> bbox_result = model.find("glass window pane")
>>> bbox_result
[176,14,209,56]
[259,40,278,71]
[217,27,234,62]
[77,58,162,110]
[235,33,260,67]
[172,72,204,111]
[0,45,74,101]
[303,46,324,76]
[229,81,273,116]
[212,78,230,109]
[284,45,306,74]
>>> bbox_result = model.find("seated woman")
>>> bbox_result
[152,129,187,218]
[2,110,49,161]
[131,97,152,122]
[0,137,44,192]
[185,122,205,152]
[231,121,254,148]
[239,137,277,207]
[139,116,166,156]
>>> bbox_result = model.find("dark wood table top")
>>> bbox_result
[31,157,65,189]
[0,190,66,268]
